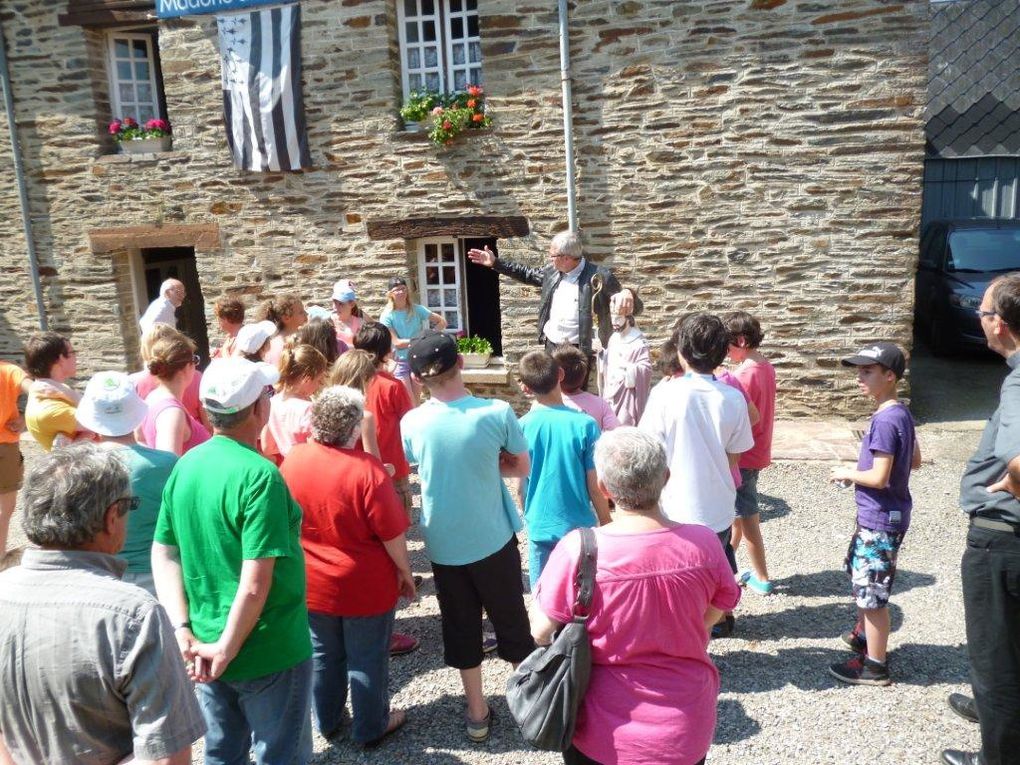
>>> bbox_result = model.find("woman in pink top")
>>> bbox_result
[138,329,210,456]
[261,343,328,464]
[533,428,741,765]
[330,278,364,348]
[258,293,308,368]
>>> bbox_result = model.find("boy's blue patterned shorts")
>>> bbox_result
[844,525,905,609]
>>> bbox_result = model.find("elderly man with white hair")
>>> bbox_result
[468,230,641,366]
[139,278,186,334]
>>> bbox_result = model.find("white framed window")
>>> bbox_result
[397,0,482,98]
[106,31,162,123]
[417,237,464,332]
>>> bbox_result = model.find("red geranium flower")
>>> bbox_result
[443,120,453,130]
[122,116,137,127]
[144,118,169,132]
[466,99,477,109]
[108,120,122,135]
[466,85,483,97]
[472,113,484,123]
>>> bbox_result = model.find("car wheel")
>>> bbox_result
[929,311,956,357]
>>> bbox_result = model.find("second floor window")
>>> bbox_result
[106,31,166,123]
[397,0,482,98]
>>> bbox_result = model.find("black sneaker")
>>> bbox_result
[841,630,867,654]
[829,655,891,686]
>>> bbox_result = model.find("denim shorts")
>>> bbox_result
[393,358,412,380]
[844,525,905,609]
[735,468,760,518]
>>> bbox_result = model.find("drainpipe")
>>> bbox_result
[0,15,47,331]
[557,0,578,232]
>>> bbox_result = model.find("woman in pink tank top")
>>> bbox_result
[137,329,209,455]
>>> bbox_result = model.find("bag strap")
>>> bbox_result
[572,527,599,619]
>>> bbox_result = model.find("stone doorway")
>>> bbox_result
[139,247,211,366]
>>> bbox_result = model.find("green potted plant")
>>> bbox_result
[456,334,493,368]
[109,117,172,153]
[399,90,441,132]
[427,85,491,146]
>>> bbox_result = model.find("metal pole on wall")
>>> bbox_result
[558,0,578,233]
[0,15,48,331]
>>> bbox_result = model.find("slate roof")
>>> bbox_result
[927,0,1020,158]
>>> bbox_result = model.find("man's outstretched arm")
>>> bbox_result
[467,246,544,287]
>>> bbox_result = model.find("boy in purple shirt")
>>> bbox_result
[829,342,921,686]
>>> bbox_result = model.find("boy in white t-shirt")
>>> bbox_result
[639,312,753,636]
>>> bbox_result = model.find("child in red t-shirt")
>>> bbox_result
[724,311,777,595]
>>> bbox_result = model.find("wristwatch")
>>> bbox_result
[174,621,192,631]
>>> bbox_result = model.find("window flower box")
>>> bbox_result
[110,117,173,154]
[457,335,493,368]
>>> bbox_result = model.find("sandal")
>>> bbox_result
[362,709,407,749]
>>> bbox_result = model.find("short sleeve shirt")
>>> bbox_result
[562,390,620,432]
[960,353,1020,524]
[25,391,77,451]
[154,435,311,681]
[114,445,178,574]
[519,404,599,543]
[262,394,313,459]
[734,359,777,469]
[401,395,528,565]
[854,402,916,532]
[365,370,414,479]
[381,305,431,361]
[281,442,410,616]
[638,373,754,532]
[0,550,205,765]
[0,363,27,445]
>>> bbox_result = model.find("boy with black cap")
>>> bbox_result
[399,332,534,743]
[829,342,921,686]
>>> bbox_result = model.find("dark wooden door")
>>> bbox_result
[140,247,211,367]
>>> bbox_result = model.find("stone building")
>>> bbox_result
[0,0,928,416]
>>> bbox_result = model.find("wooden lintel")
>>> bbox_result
[88,223,220,254]
[366,216,530,241]
[59,9,155,26]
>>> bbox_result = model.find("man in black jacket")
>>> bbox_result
[467,231,640,359]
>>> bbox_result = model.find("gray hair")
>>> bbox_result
[311,385,364,447]
[205,401,256,431]
[550,230,582,260]
[21,443,130,548]
[593,427,668,511]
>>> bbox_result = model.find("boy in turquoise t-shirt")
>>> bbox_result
[518,350,610,587]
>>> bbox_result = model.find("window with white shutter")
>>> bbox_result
[106,31,165,124]
[397,0,482,98]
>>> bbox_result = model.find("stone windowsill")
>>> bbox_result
[461,356,510,385]
[95,151,188,165]
[391,127,493,143]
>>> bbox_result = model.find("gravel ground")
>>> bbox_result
[4,347,1001,764]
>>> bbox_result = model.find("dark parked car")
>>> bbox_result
[915,219,1020,354]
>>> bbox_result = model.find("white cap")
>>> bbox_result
[306,305,332,322]
[75,371,148,437]
[331,279,357,303]
[234,320,277,356]
[200,358,280,415]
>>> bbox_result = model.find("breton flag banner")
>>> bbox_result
[216,4,312,172]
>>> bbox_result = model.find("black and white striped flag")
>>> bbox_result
[216,3,311,172]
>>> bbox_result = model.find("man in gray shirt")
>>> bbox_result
[0,443,205,765]
[942,273,1020,765]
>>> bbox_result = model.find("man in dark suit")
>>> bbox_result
[467,230,640,360]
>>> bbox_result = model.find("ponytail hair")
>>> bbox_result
[277,343,328,393]
[146,329,196,381]
[257,293,303,331]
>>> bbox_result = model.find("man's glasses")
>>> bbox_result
[975,309,997,319]
[115,496,140,514]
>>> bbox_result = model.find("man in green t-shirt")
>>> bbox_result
[152,358,312,765]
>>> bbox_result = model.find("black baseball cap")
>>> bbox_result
[409,331,458,378]
[388,276,408,290]
[840,342,906,379]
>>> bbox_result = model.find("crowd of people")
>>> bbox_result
[0,232,1018,765]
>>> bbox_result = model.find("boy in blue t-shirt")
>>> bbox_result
[829,342,921,686]
[518,350,610,588]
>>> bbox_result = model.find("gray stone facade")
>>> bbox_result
[0,0,928,416]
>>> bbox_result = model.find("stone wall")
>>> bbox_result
[0,0,928,416]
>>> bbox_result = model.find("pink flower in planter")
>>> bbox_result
[108,120,122,135]
[431,106,444,116]
[144,118,170,132]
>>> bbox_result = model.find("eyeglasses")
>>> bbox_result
[191,354,201,366]
[975,309,997,319]
[114,496,140,514]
